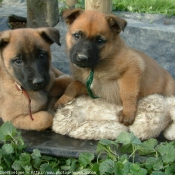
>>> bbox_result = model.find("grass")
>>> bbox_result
[112,0,175,16]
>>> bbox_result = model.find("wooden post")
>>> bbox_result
[66,0,77,8]
[27,0,59,28]
[85,0,112,14]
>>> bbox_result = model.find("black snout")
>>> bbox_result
[32,77,45,88]
[77,54,88,62]
[70,38,100,68]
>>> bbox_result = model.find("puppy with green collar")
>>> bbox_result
[54,8,175,126]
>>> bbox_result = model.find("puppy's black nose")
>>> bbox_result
[32,77,44,87]
[77,54,88,62]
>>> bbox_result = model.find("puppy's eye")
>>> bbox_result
[39,52,46,59]
[96,37,106,45]
[14,57,23,65]
[72,32,81,40]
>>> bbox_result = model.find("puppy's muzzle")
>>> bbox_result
[32,77,45,88]
[77,53,88,62]
[32,77,44,87]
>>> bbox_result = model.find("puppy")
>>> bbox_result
[54,8,175,126]
[0,28,72,130]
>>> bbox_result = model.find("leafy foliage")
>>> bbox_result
[112,0,175,16]
[1,122,175,174]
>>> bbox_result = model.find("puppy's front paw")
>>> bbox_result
[118,110,135,126]
[53,100,64,111]
[53,95,73,111]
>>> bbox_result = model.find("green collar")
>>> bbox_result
[85,69,99,99]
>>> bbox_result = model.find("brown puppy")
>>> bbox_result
[55,8,175,126]
[0,28,72,130]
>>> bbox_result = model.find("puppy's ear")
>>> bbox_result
[37,27,61,46]
[0,31,10,48]
[62,8,84,25]
[106,15,127,33]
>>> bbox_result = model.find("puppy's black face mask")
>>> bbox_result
[10,48,50,91]
[69,31,106,69]
[0,28,61,92]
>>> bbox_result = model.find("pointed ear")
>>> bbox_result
[62,8,84,25]
[0,30,10,48]
[37,27,61,46]
[106,15,127,33]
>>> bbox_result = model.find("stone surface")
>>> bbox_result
[22,128,97,158]
[0,16,8,31]
[0,0,27,17]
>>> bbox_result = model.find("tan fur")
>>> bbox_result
[0,28,72,130]
[55,9,175,126]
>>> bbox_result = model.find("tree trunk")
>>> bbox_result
[66,0,77,8]
[27,0,59,28]
[85,0,112,14]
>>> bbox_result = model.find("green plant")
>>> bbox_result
[1,122,175,174]
[96,133,175,174]
[75,0,85,9]
[112,0,175,16]
[58,0,69,15]
[58,0,85,15]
